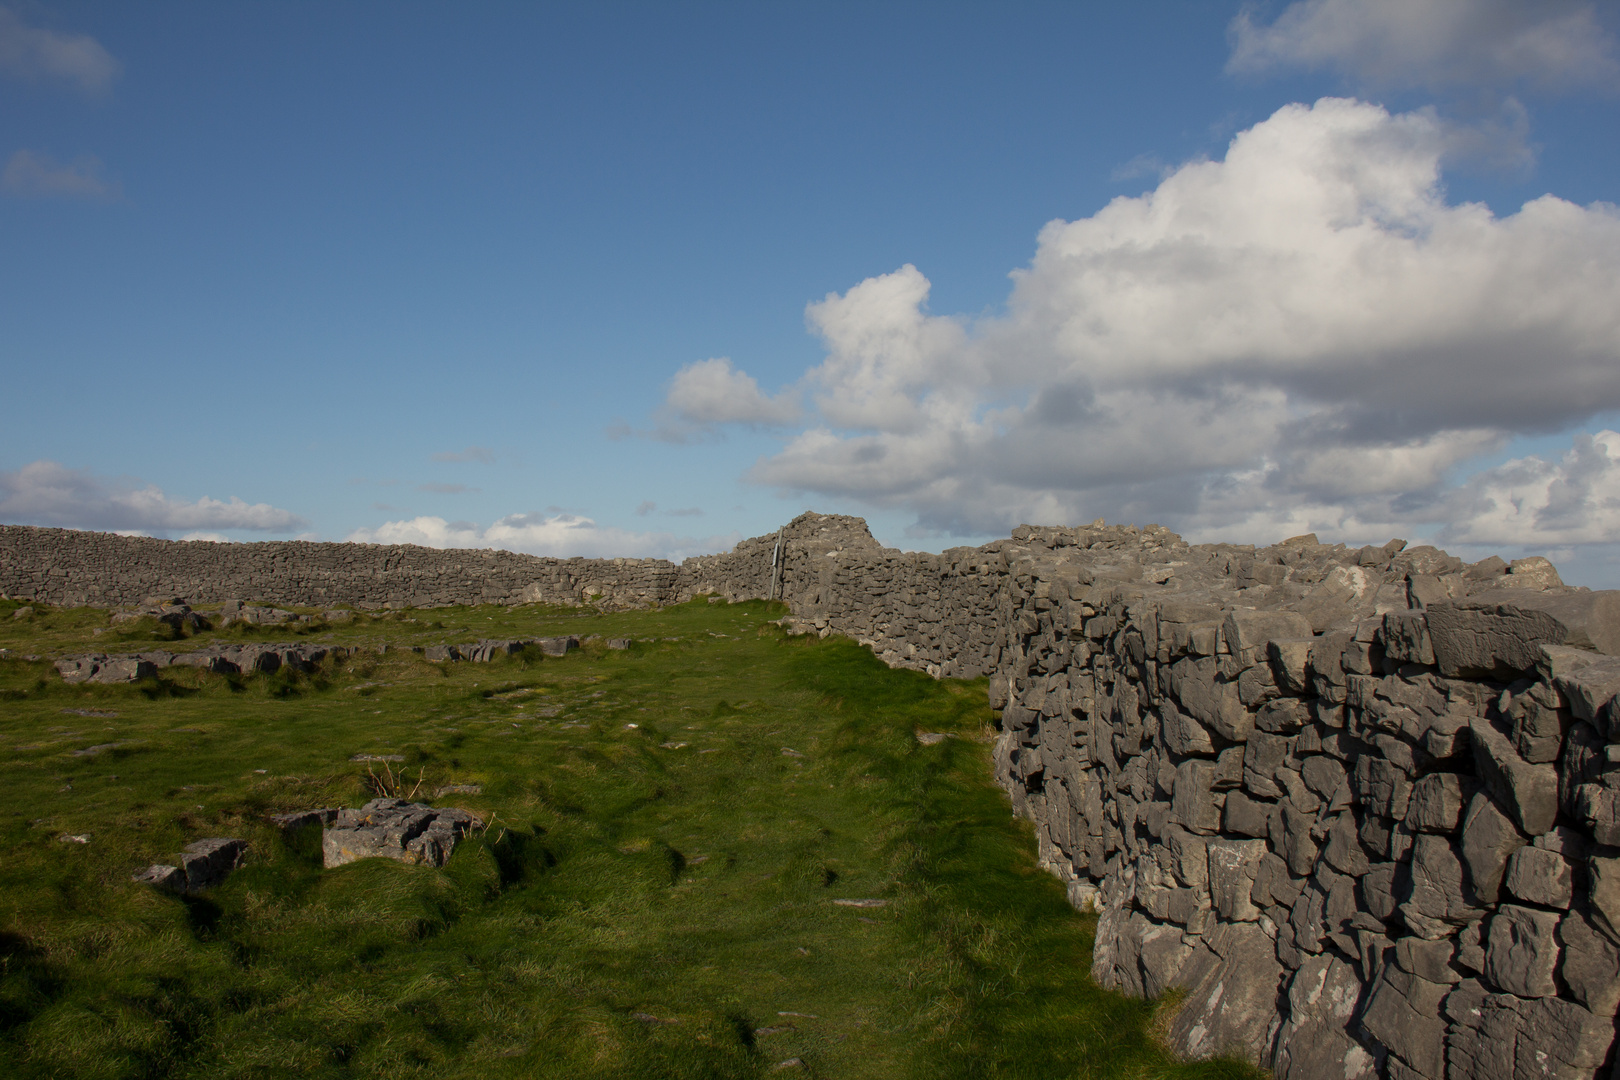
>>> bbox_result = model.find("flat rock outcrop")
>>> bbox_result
[318,798,482,868]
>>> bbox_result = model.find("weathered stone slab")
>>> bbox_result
[1428,590,1620,677]
[1471,718,1558,837]
[322,798,483,868]
[1165,922,1283,1068]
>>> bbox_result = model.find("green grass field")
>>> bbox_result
[0,596,1258,1079]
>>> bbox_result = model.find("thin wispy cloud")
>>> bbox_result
[430,446,495,464]
[0,6,121,94]
[0,460,307,534]
[1228,0,1620,93]
[1,149,119,201]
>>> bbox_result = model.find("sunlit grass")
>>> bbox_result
[0,596,1257,1078]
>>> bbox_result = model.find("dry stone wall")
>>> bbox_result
[987,525,1620,1079]
[0,525,687,610]
[5,512,1620,1077]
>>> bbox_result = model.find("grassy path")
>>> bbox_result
[0,598,1256,1079]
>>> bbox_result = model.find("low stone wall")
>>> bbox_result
[986,525,1620,1079]
[0,526,690,610]
[5,513,1620,1077]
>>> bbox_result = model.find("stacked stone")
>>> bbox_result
[0,526,686,610]
[756,513,1006,679]
[990,527,1620,1078]
[56,642,349,682]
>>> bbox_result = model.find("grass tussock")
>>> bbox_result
[0,596,1261,1079]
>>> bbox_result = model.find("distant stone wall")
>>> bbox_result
[5,513,1620,1078]
[0,526,688,610]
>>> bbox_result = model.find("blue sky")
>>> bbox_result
[4,1,1620,584]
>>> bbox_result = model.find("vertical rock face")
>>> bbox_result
[10,513,1620,1078]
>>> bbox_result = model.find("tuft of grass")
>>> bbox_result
[0,597,1262,1079]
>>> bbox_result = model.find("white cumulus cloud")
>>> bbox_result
[663,357,800,432]
[345,513,739,562]
[1228,0,1620,92]
[695,97,1620,558]
[1441,431,1620,547]
[0,460,308,534]
[0,6,121,94]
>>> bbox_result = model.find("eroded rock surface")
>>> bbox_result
[320,799,482,868]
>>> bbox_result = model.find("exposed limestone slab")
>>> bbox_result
[1165,922,1283,1068]
[321,798,483,868]
[1428,589,1620,677]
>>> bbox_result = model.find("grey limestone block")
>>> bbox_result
[1359,962,1449,1079]
[1267,637,1314,696]
[1355,755,1414,819]
[1459,792,1528,907]
[1503,844,1573,909]
[1407,772,1476,834]
[1223,790,1273,838]
[1382,610,1437,666]
[1557,905,1620,1016]
[1444,978,1614,1080]
[1361,862,1400,921]
[322,798,483,868]
[131,864,185,891]
[1395,935,1461,984]
[1207,838,1268,921]
[1539,645,1620,736]
[270,808,339,834]
[538,635,580,657]
[1471,718,1559,837]
[1401,834,1486,939]
[178,838,248,891]
[1168,656,1251,742]
[1574,777,1620,848]
[1172,759,1221,835]
[1320,810,1371,877]
[1270,952,1380,1080]
[1427,589,1620,678]
[1483,904,1562,998]
[1165,921,1285,1068]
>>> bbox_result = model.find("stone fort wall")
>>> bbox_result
[4,513,1620,1079]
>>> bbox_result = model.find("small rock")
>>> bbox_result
[180,838,248,890]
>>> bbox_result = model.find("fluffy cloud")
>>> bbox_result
[0,460,308,534]
[1,149,119,200]
[676,98,1620,554]
[1228,0,1620,92]
[346,513,737,561]
[1442,431,1620,546]
[663,357,800,434]
[0,6,120,94]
